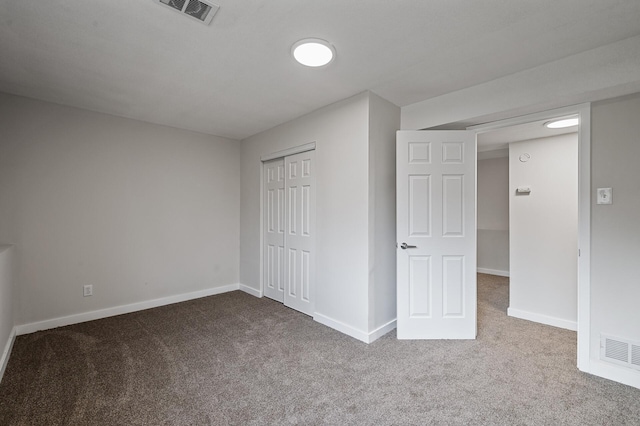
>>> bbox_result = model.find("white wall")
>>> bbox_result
[477,156,509,275]
[368,93,400,331]
[508,134,578,329]
[402,81,640,387]
[0,93,241,326]
[591,94,640,367]
[0,245,14,381]
[241,92,372,334]
[240,92,400,340]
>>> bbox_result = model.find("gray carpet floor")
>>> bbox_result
[1,274,639,425]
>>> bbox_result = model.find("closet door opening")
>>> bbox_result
[262,149,316,316]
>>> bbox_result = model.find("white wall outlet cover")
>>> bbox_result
[597,187,612,204]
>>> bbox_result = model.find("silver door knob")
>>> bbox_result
[400,242,417,249]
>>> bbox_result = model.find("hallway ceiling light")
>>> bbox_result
[545,117,579,129]
[292,38,335,67]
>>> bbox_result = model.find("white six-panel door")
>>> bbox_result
[263,151,315,316]
[283,151,315,316]
[263,158,286,302]
[396,130,477,339]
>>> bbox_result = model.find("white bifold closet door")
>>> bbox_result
[263,150,315,316]
[264,158,286,302]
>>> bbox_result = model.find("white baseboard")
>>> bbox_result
[239,284,262,298]
[588,359,640,390]
[477,268,510,277]
[508,307,577,331]
[15,284,240,336]
[314,313,369,343]
[313,313,396,344]
[0,326,17,384]
[368,319,397,343]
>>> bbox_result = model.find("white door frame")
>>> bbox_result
[468,103,591,372]
[259,142,316,301]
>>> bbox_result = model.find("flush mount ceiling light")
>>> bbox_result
[292,38,336,67]
[545,117,579,129]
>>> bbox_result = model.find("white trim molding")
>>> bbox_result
[368,319,397,343]
[0,327,17,383]
[589,360,640,391]
[477,268,510,277]
[314,312,396,344]
[15,284,240,336]
[314,313,369,343]
[508,307,577,331]
[260,142,316,162]
[239,284,262,298]
[575,104,591,372]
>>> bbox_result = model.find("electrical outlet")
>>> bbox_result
[83,285,93,297]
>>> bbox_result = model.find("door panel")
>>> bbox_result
[263,158,285,302]
[409,255,432,317]
[284,150,315,316]
[397,130,476,339]
[409,175,431,236]
[443,174,465,236]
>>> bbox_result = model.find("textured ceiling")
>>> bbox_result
[1,1,639,140]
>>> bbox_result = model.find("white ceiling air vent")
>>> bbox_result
[154,0,220,25]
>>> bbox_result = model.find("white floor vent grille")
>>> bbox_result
[601,334,640,371]
[154,0,220,25]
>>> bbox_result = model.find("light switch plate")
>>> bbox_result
[597,188,612,205]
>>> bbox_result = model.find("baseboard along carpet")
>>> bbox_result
[1,274,639,425]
